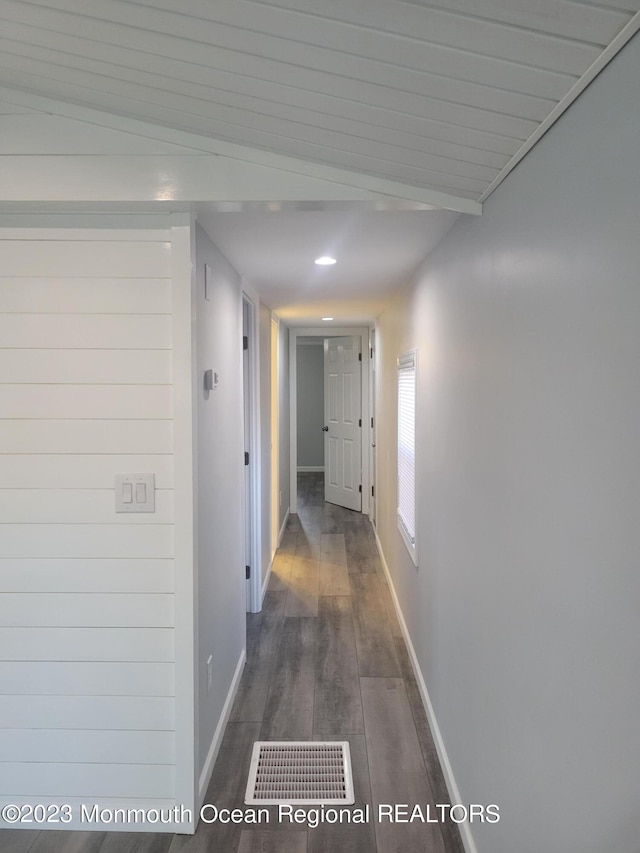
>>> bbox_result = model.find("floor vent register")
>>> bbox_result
[245,741,355,805]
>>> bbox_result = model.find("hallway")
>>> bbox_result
[0,474,463,853]
[172,472,464,853]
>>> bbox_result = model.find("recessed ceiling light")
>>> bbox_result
[315,256,337,266]
[322,317,334,321]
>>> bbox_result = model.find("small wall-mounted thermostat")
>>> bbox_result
[115,473,155,513]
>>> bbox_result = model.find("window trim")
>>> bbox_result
[397,349,418,566]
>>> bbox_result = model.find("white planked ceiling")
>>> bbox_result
[0,0,639,210]
[1,0,639,324]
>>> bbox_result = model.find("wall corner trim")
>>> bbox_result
[197,648,246,808]
[373,527,478,853]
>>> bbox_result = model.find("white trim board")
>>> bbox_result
[478,11,640,204]
[373,527,478,853]
[170,215,198,833]
[261,556,273,606]
[0,87,481,215]
[241,282,263,615]
[197,649,246,806]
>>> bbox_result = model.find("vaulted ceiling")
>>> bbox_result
[1,0,639,213]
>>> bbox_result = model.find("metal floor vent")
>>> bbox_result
[245,741,355,805]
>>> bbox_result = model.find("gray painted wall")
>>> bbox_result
[195,224,245,777]
[296,343,324,468]
[375,36,640,853]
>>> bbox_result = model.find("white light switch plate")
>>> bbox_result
[115,473,155,513]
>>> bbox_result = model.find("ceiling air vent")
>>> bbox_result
[245,741,354,805]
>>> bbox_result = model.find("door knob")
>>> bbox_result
[322,426,329,432]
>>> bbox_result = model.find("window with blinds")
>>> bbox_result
[397,350,418,565]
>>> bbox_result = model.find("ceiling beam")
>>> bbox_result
[0,87,482,215]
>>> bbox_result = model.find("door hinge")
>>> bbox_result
[359,484,362,493]
[358,352,362,361]
[370,347,373,359]
[371,417,374,428]
[244,451,249,466]
[358,418,362,427]
[245,565,251,580]
[243,335,249,351]
[371,486,375,497]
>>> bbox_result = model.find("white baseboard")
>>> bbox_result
[198,648,246,805]
[297,465,324,472]
[261,555,273,604]
[372,527,478,853]
[278,507,290,546]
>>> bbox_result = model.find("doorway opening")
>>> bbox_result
[242,292,262,613]
[289,326,372,518]
[270,317,280,561]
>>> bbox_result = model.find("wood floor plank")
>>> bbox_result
[0,830,41,853]
[344,522,377,574]
[284,558,319,618]
[299,503,325,527]
[361,678,446,853]
[237,831,307,853]
[260,618,317,741]
[29,832,105,853]
[314,596,364,736]
[279,525,298,556]
[297,473,324,508]
[376,571,403,639]
[99,832,173,853]
[294,519,321,562]
[393,639,465,853]
[308,734,376,853]
[230,591,287,722]
[268,552,294,593]
[318,534,350,596]
[170,722,261,853]
[319,503,347,534]
[349,574,400,677]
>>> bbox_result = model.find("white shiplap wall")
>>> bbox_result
[0,228,179,825]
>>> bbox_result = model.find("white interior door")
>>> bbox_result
[324,336,362,511]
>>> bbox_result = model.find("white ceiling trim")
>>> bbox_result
[479,11,640,203]
[0,86,481,214]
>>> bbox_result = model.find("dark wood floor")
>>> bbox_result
[1,474,463,853]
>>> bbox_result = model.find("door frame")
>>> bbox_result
[242,285,263,614]
[323,335,363,512]
[289,326,371,516]
[369,326,377,528]
[271,317,280,560]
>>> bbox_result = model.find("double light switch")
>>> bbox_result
[115,473,155,513]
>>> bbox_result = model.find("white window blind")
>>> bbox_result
[397,350,417,564]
